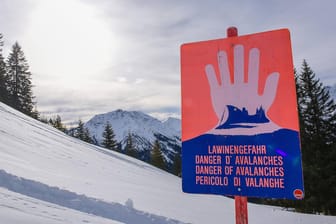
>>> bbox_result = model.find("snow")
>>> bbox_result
[0,102,335,224]
[163,117,181,136]
[0,188,121,224]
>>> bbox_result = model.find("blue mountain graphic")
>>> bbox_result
[216,105,269,129]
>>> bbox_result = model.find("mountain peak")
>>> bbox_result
[84,109,181,164]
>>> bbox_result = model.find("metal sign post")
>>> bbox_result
[235,195,248,224]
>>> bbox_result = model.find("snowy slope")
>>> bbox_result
[0,102,335,224]
[0,188,121,224]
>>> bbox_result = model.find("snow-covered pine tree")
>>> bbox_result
[102,122,118,151]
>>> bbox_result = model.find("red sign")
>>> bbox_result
[181,29,304,199]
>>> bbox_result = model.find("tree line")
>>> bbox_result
[71,120,181,176]
[0,32,335,214]
[294,60,336,214]
[44,114,181,176]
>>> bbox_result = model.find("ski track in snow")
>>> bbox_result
[0,169,187,224]
[0,187,123,224]
[0,189,71,223]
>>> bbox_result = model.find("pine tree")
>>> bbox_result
[6,42,35,116]
[0,33,9,104]
[55,115,67,132]
[150,139,166,170]
[102,122,118,150]
[296,60,336,214]
[75,119,85,140]
[172,152,182,177]
[49,115,67,132]
[124,132,138,158]
[83,127,93,144]
[31,105,40,119]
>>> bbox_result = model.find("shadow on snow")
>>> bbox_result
[0,169,187,224]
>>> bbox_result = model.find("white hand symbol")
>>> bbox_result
[205,45,280,135]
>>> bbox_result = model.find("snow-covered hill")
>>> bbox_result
[1,102,336,224]
[84,109,181,165]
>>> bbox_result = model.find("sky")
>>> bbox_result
[0,0,335,124]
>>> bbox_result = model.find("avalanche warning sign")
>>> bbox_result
[181,29,304,199]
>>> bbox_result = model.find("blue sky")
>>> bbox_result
[1,0,335,123]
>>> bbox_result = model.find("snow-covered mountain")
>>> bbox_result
[84,109,181,165]
[162,117,181,135]
[1,102,336,223]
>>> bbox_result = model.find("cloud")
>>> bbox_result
[0,0,37,54]
[1,0,336,123]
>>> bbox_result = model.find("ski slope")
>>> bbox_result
[0,102,335,224]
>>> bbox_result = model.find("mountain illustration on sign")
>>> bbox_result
[216,105,269,129]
